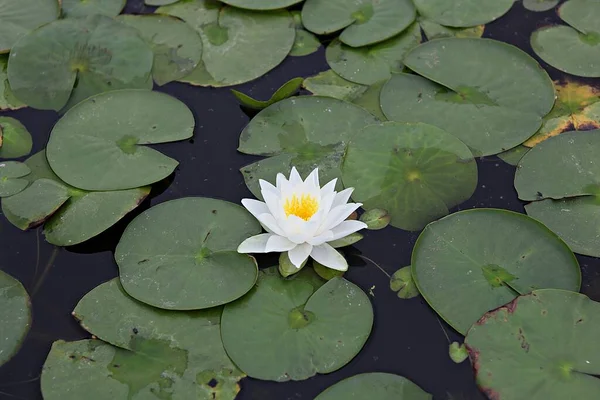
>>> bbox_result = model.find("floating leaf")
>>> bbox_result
[0,0,59,52]
[412,0,514,27]
[0,161,30,197]
[419,19,484,40]
[314,373,431,400]
[116,197,261,310]
[46,90,194,191]
[342,122,477,231]
[327,232,363,248]
[61,0,126,17]
[360,208,391,230]
[313,261,345,280]
[117,15,203,86]
[7,14,153,111]
[231,77,303,110]
[381,38,555,156]
[497,145,529,166]
[146,0,178,5]
[220,0,303,10]
[523,0,560,12]
[465,289,600,399]
[0,56,25,111]
[279,251,307,277]
[221,267,373,381]
[449,342,468,364]
[0,117,32,159]
[0,270,31,367]
[238,96,378,199]
[390,266,419,299]
[302,0,416,47]
[290,29,321,57]
[412,209,581,334]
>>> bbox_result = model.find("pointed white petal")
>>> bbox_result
[265,235,297,252]
[288,242,313,267]
[263,190,284,220]
[331,187,354,209]
[259,179,279,196]
[280,215,312,244]
[329,220,367,241]
[305,168,319,188]
[307,231,334,246]
[311,243,348,271]
[256,213,286,236]
[289,167,302,186]
[276,173,288,190]
[241,199,269,219]
[320,203,362,232]
[320,178,337,198]
[238,234,273,253]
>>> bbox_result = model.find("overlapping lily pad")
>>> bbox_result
[390,266,419,299]
[7,14,153,111]
[238,96,379,199]
[61,0,126,18]
[315,373,431,399]
[0,161,30,197]
[220,0,303,10]
[465,289,600,399]
[0,270,31,367]
[221,267,373,381]
[381,38,555,156]
[231,77,303,110]
[146,0,178,5]
[523,0,560,12]
[116,197,261,310]
[418,18,484,40]
[0,118,31,159]
[342,122,477,231]
[0,56,25,111]
[46,90,194,191]
[412,0,514,27]
[531,0,600,77]
[290,29,321,56]
[0,0,59,53]
[412,209,581,334]
[497,145,529,166]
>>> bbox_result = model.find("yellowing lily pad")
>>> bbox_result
[0,161,30,197]
[61,0,126,18]
[0,117,32,159]
[0,0,59,53]
[0,270,31,367]
[315,373,431,399]
[412,0,514,27]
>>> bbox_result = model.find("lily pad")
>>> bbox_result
[46,90,194,191]
[418,19,484,40]
[146,0,178,5]
[290,29,321,57]
[0,270,31,367]
[157,1,295,87]
[0,117,32,159]
[0,56,25,111]
[221,267,373,381]
[412,0,514,27]
[342,122,478,231]
[314,373,431,400]
[220,0,303,10]
[325,23,421,85]
[523,0,560,12]
[116,197,261,310]
[231,77,303,110]
[61,0,126,17]
[0,161,30,197]
[390,266,419,299]
[0,0,59,53]
[381,38,555,156]
[497,145,529,166]
[71,278,243,399]
[7,14,153,111]
[302,0,416,47]
[412,209,581,334]
[238,96,379,199]
[465,289,600,399]
[117,14,203,86]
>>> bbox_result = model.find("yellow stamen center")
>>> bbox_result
[283,194,319,221]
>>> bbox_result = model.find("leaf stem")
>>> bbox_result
[356,254,391,278]
[31,247,59,297]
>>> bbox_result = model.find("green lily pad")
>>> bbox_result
[412,209,581,334]
[116,197,261,310]
[0,55,25,111]
[497,145,529,166]
[72,278,243,399]
[302,0,416,47]
[449,342,468,364]
[61,0,126,17]
[418,19,484,40]
[238,96,379,199]
[412,0,514,27]
[0,161,30,197]
[315,373,431,399]
[342,122,477,231]
[231,77,303,110]
[290,29,321,57]
[220,0,303,10]
[117,14,203,86]
[0,270,31,367]
[531,0,600,78]
[146,0,178,5]
[515,130,600,201]
[465,289,600,399]
[523,0,560,12]
[0,0,59,53]
[157,1,295,87]
[325,23,421,85]
[221,267,373,381]
[390,266,419,299]
[381,38,555,156]
[46,89,194,191]
[0,117,32,159]
[7,14,153,111]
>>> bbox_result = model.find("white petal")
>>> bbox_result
[307,231,334,246]
[241,199,269,219]
[305,168,319,188]
[320,203,362,232]
[280,215,312,244]
[263,190,285,220]
[256,213,286,236]
[320,178,337,199]
[289,167,302,186]
[331,187,354,209]
[238,234,274,253]
[329,220,367,241]
[259,179,280,197]
[275,173,288,190]
[265,235,297,252]
[288,243,313,267]
[310,243,348,271]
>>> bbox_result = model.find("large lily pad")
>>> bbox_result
[117,15,203,86]
[0,161,30,197]
[61,0,126,17]
[157,1,295,87]
[116,197,261,310]
[381,38,555,156]
[531,0,600,78]
[7,14,153,111]
[46,90,194,191]
[0,56,25,111]
[221,267,373,381]
[0,0,59,53]
[0,117,32,159]
[412,0,514,27]
[238,96,379,199]
[302,0,416,47]
[71,278,243,399]
[342,122,477,231]
[465,289,600,399]
[220,0,303,10]
[315,373,431,400]
[0,270,31,367]
[412,209,581,334]
[325,23,421,85]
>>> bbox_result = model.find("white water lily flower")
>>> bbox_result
[238,167,367,271]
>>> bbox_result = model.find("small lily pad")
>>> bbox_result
[231,77,303,110]
[61,0,126,18]
[465,289,600,399]
[0,56,25,111]
[412,209,581,334]
[0,270,31,367]
[412,0,514,27]
[360,208,391,230]
[497,145,529,166]
[220,0,303,10]
[0,161,30,197]
[46,90,194,191]
[221,267,373,381]
[0,117,32,159]
[146,0,178,5]
[449,342,468,364]
[0,0,59,53]
[290,29,321,56]
[390,266,419,299]
[116,197,262,310]
[342,122,478,231]
[315,373,431,399]
[419,19,484,40]
[313,261,345,280]
[523,0,560,12]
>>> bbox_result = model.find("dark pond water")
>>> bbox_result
[1,1,599,399]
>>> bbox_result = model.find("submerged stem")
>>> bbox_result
[357,254,391,278]
[31,247,60,297]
